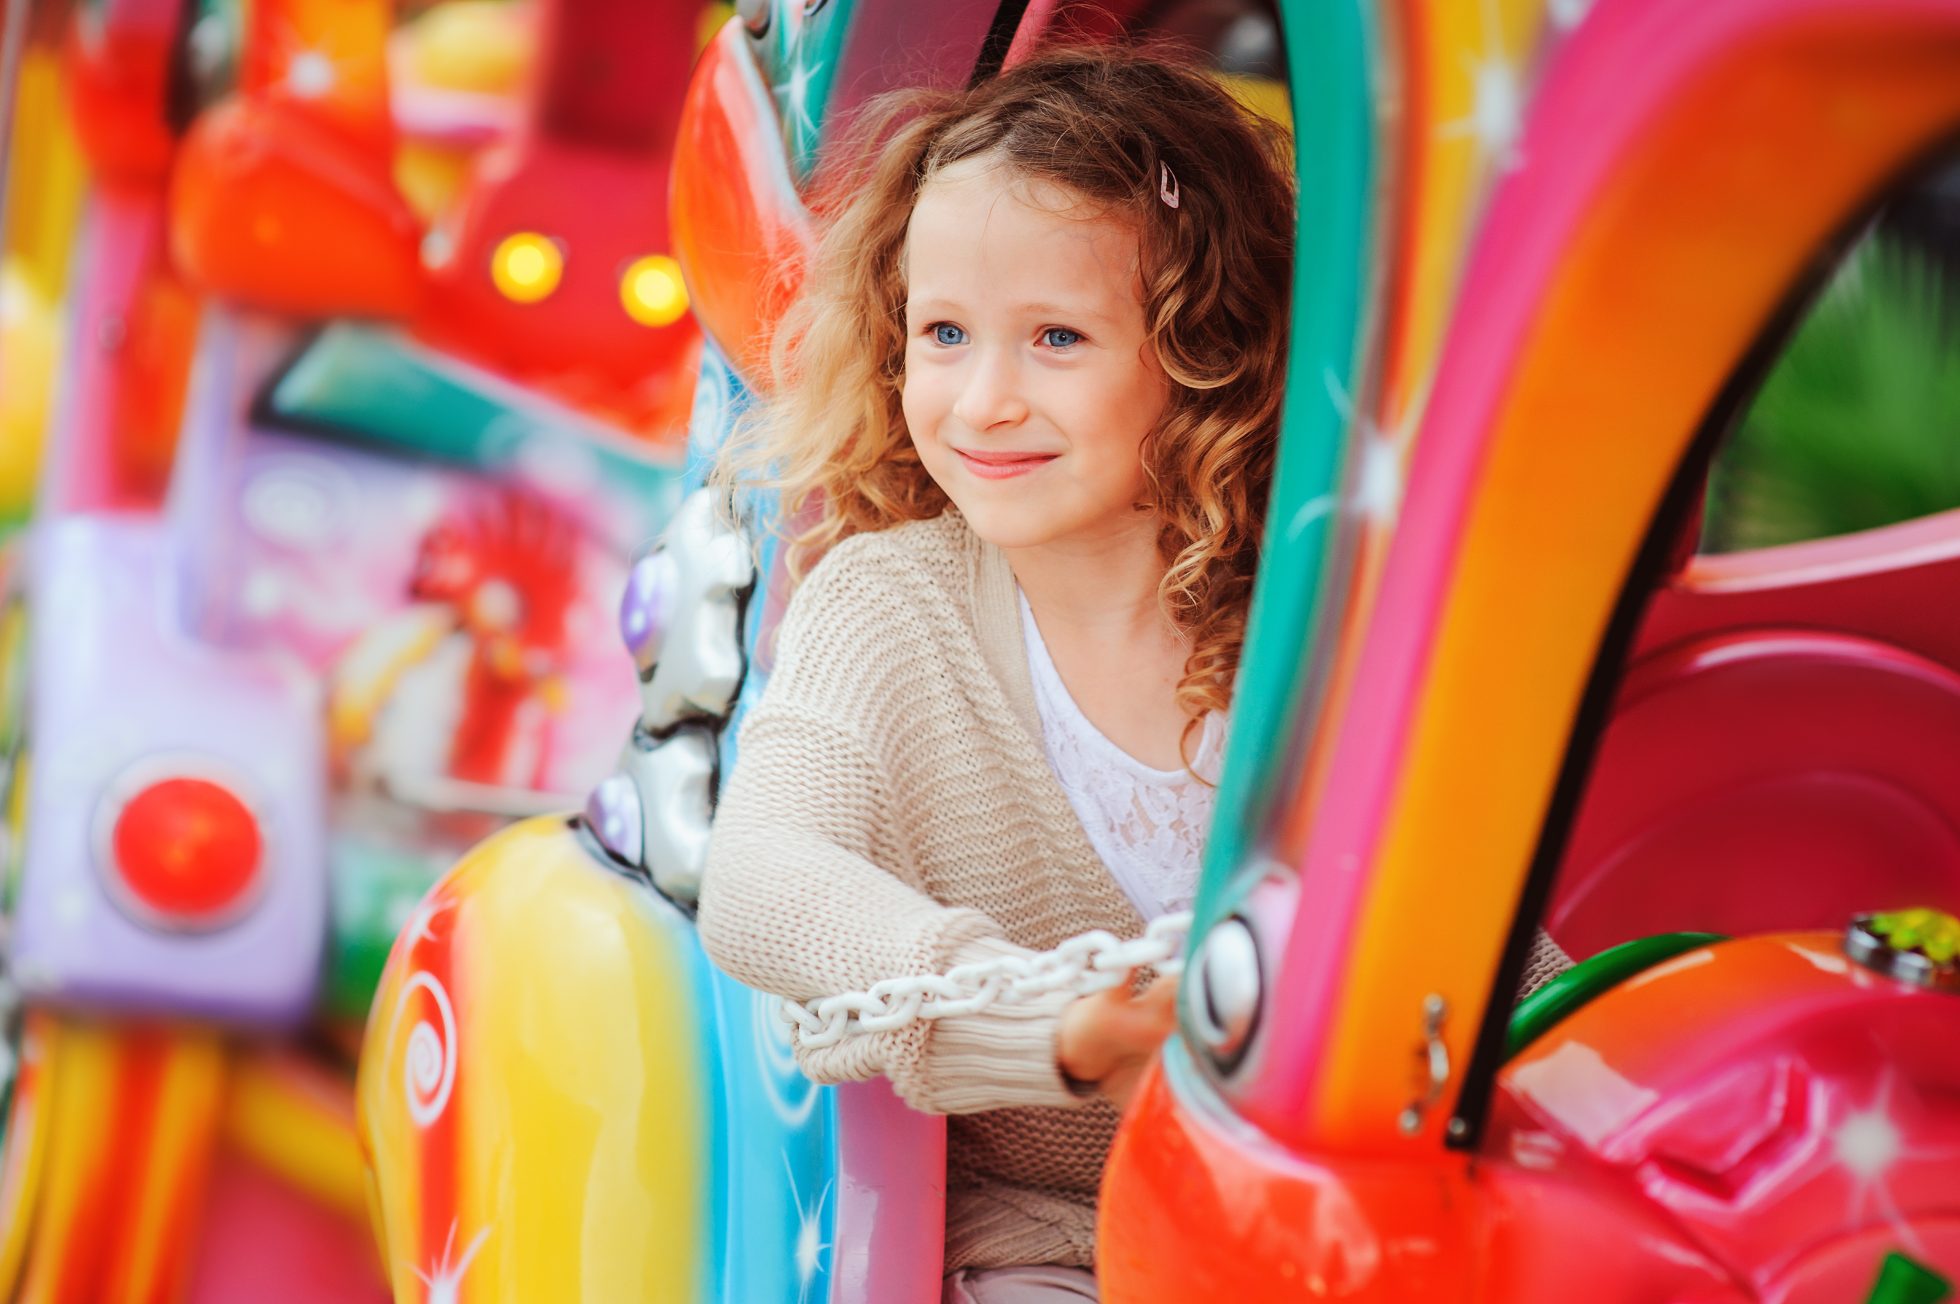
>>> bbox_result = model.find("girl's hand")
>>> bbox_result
[1055,972,1179,1109]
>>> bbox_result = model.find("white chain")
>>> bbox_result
[780,911,1193,1050]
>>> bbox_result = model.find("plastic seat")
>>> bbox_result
[1552,509,1960,956]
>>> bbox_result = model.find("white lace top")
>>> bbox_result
[1020,592,1226,920]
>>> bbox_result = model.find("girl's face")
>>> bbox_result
[900,159,1171,553]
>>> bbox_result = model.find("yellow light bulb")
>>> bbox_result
[490,232,564,303]
[620,254,689,327]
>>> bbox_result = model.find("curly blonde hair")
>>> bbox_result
[720,43,1295,755]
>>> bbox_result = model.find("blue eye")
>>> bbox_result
[932,323,967,346]
[1042,327,1082,350]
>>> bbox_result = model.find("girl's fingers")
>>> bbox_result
[1059,973,1184,1088]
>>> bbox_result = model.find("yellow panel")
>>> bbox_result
[361,818,706,1304]
[4,51,87,301]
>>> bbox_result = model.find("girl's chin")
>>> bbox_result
[946,494,1142,554]
[943,494,1059,550]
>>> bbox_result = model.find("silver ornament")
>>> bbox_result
[622,724,718,905]
[630,488,756,731]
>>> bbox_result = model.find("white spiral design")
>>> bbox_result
[397,971,458,1128]
[751,988,818,1128]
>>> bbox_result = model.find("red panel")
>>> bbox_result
[170,97,423,319]
[1554,631,1960,956]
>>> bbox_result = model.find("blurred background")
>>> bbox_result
[0,0,1956,1297]
[0,0,720,1297]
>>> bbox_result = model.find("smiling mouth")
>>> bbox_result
[955,449,1058,480]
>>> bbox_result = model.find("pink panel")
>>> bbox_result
[39,189,163,515]
[1646,506,1960,669]
[829,1079,945,1304]
[185,1148,391,1304]
[1552,630,1960,956]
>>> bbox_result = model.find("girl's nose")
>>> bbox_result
[952,349,1029,431]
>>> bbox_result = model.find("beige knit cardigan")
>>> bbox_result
[697,511,1570,1273]
[698,511,1142,1272]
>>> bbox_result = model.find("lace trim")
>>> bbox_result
[1020,593,1224,920]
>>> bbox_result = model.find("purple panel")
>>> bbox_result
[13,516,327,1025]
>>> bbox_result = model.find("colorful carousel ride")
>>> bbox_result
[360,0,1960,1301]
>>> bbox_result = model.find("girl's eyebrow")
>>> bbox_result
[1016,301,1116,323]
[906,294,1116,324]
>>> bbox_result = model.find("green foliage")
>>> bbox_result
[1702,233,1960,553]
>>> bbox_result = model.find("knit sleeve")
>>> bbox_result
[696,540,1083,1114]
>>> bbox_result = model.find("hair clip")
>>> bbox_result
[1159,161,1180,210]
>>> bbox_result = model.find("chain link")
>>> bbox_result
[780,911,1193,1050]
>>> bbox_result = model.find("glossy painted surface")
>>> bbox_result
[669,19,812,386]
[0,1013,51,1299]
[6,2,696,1296]
[0,43,84,527]
[1193,0,1375,923]
[1104,1046,1742,1301]
[1111,933,1960,1299]
[344,0,1960,1298]
[360,818,711,1304]
[61,0,183,181]
[1191,0,1960,1152]
[1552,631,1960,954]
[186,1145,391,1304]
[41,190,196,513]
[166,0,706,434]
[1119,0,1960,1294]
[170,96,425,320]
[1102,1046,1486,1301]
[1240,0,1558,922]
[357,814,931,1304]
[829,1078,946,1301]
[1492,934,1960,1298]
[168,0,422,320]
[412,0,702,433]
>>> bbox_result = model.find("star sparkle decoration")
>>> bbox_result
[414,1221,489,1304]
[1836,1071,1928,1257]
[783,1149,833,1304]
[1439,0,1528,168]
[1322,367,1431,530]
[774,49,824,142]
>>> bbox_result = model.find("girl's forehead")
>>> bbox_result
[918,154,1120,225]
[905,160,1143,304]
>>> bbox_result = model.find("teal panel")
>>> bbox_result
[263,323,683,518]
[750,0,859,182]
[1194,0,1380,933]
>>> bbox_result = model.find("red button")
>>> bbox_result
[110,777,263,922]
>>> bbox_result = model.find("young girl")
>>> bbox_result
[697,45,1295,1303]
